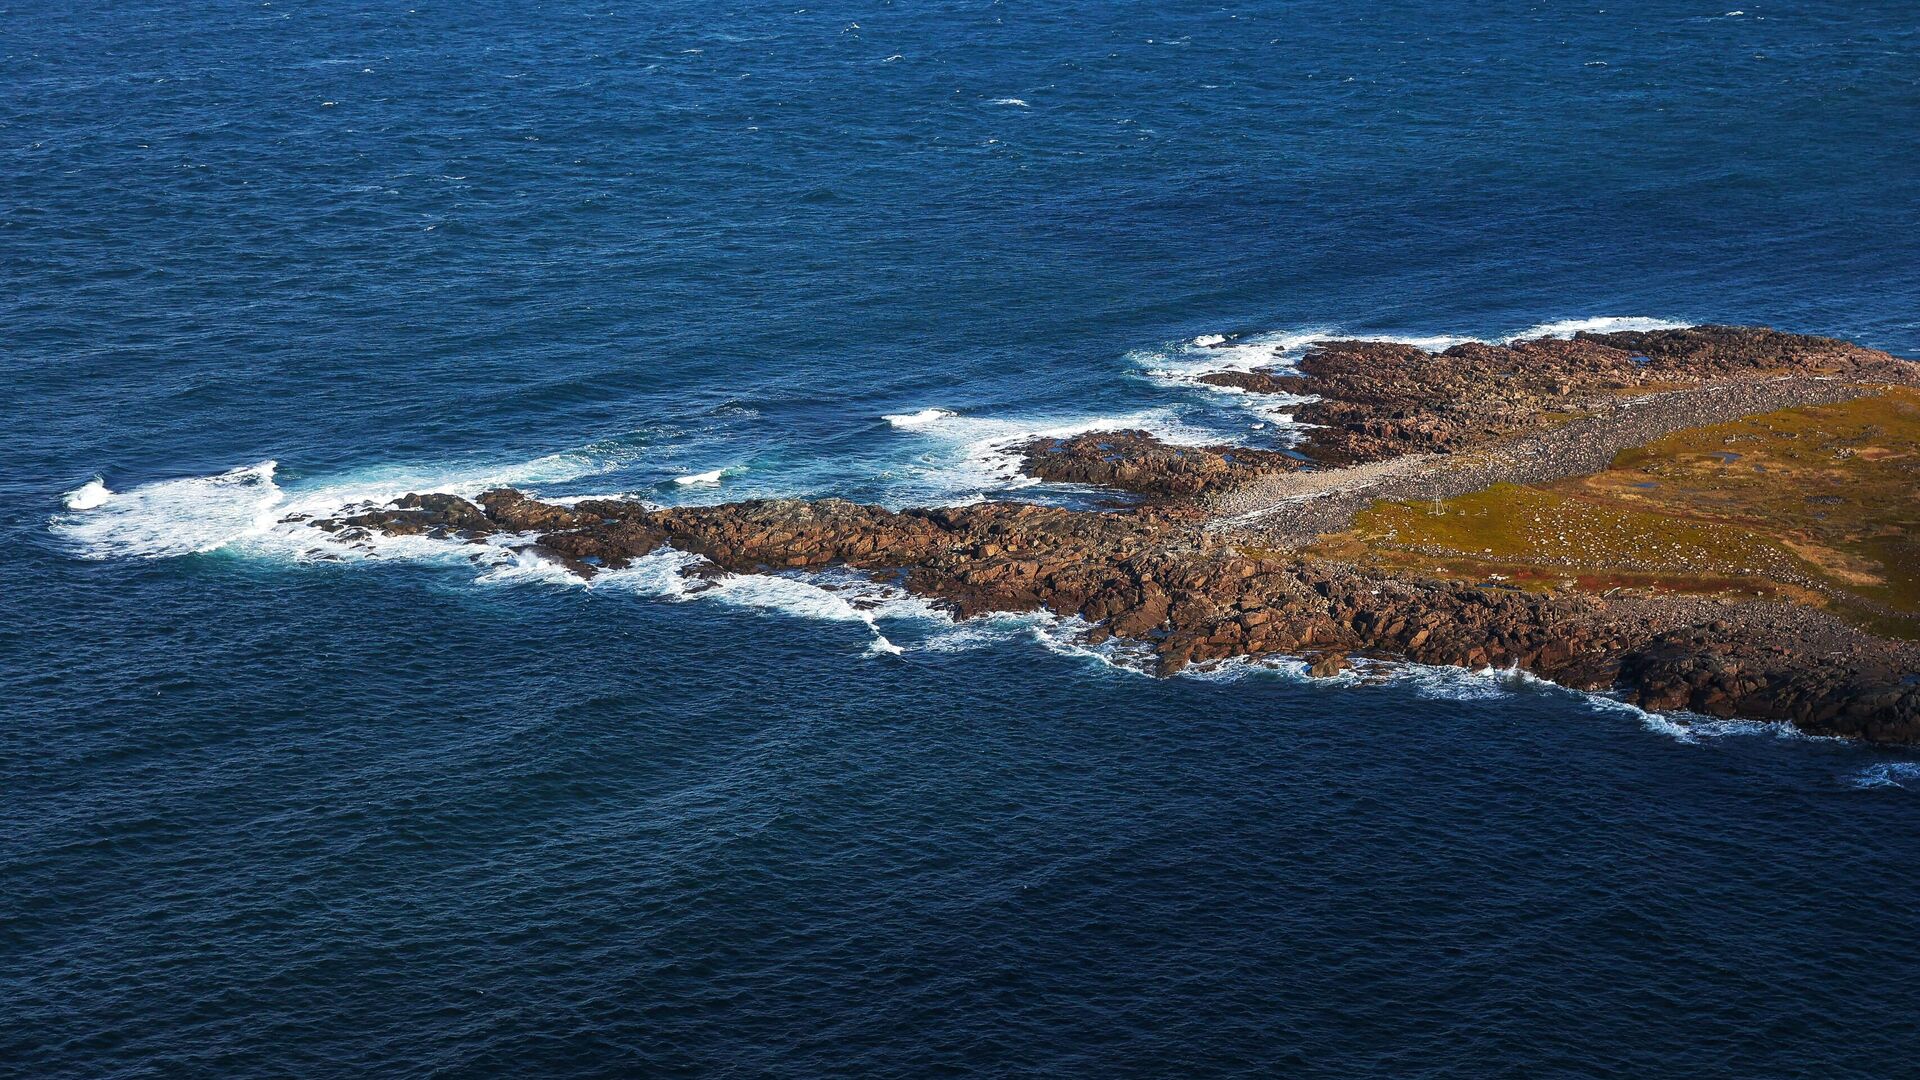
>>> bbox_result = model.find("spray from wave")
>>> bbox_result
[1850,761,1920,790]
[882,407,956,429]
[52,463,284,561]
[880,405,1249,504]
[47,442,643,565]
[62,478,114,511]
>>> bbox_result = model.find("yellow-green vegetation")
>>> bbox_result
[1324,387,1920,635]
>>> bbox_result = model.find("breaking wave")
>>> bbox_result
[37,452,1897,749]
[1137,316,1693,382]
[1130,317,1693,433]
[1173,654,1840,747]
[883,407,956,428]
[62,478,113,511]
[1848,761,1920,790]
[51,463,285,561]
[881,405,1248,505]
[1500,316,1693,342]
[47,445,639,564]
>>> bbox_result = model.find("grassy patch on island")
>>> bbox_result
[1312,387,1920,635]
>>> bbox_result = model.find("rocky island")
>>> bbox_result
[307,327,1920,743]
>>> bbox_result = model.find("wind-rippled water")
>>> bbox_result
[5,1,1919,1075]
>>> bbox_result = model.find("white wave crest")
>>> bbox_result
[589,548,708,600]
[473,547,582,588]
[1171,654,1798,745]
[673,468,729,485]
[1850,762,1920,790]
[51,462,284,561]
[48,444,643,564]
[883,407,956,429]
[1141,317,1693,383]
[1499,316,1692,342]
[1133,328,1335,381]
[62,478,114,511]
[989,98,1030,107]
[899,407,1246,504]
[1134,318,1693,433]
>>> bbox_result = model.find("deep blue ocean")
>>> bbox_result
[7,2,1920,1076]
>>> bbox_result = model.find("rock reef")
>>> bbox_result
[303,326,1920,744]
[1016,429,1300,499]
[1202,325,1915,464]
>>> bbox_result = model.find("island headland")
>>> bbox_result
[302,327,1920,743]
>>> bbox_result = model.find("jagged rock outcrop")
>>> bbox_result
[293,326,1920,743]
[305,488,1920,743]
[1016,430,1300,499]
[1201,326,1916,464]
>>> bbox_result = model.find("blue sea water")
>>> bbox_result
[6,1,1920,1075]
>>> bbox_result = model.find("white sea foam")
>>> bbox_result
[883,407,955,429]
[1182,654,1315,683]
[1171,654,1795,744]
[705,572,870,622]
[1355,660,1815,745]
[884,406,1244,504]
[1028,615,1157,675]
[1499,316,1692,342]
[51,462,284,561]
[911,609,1055,654]
[44,450,956,663]
[49,443,646,565]
[481,545,935,664]
[673,468,728,485]
[989,98,1030,107]
[62,478,114,511]
[698,565,957,655]
[1141,317,1693,384]
[1384,663,1844,747]
[53,457,1882,735]
[1850,762,1920,790]
[473,547,583,588]
[1133,328,1334,381]
[590,548,708,600]
[1134,318,1693,432]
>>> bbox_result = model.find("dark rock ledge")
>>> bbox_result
[307,489,1920,744]
[1199,325,1917,464]
[298,327,1920,743]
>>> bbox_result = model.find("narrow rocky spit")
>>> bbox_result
[305,327,1920,744]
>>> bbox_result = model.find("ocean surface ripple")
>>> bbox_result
[5,1,1920,1076]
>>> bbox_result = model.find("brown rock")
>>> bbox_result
[1308,651,1351,678]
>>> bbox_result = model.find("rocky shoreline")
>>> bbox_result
[300,326,1920,744]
